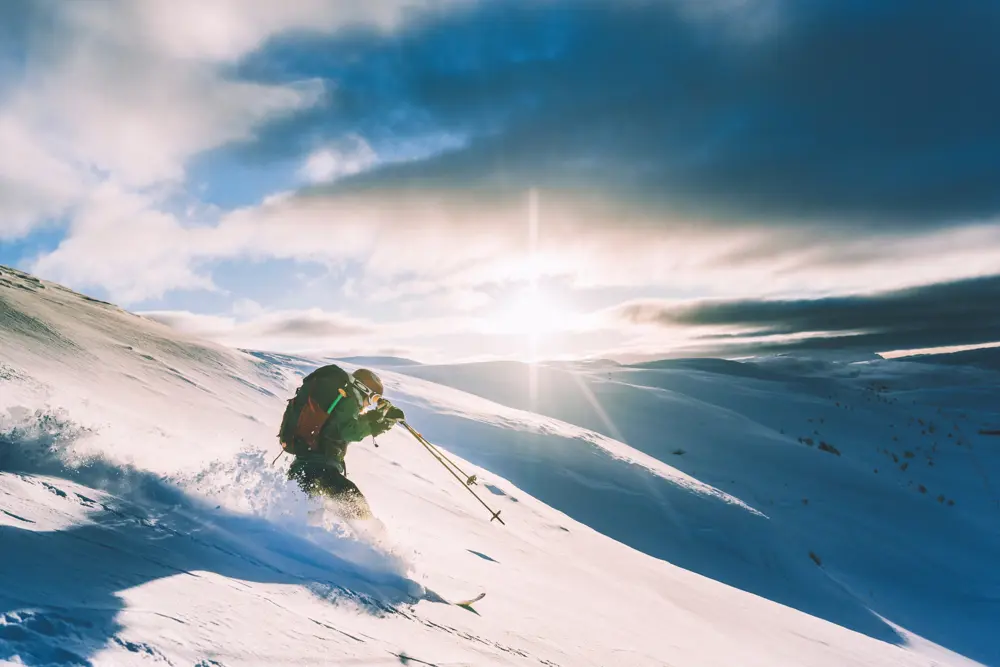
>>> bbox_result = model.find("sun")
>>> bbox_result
[489,288,566,338]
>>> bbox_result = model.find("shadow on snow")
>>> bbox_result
[0,428,421,666]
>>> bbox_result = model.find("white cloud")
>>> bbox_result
[140,306,375,349]
[116,0,466,63]
[140,310,238,339]
[0,114,86,238]
[205,188,1000,302]
[2,0,457,238]
[13,3,324,189]
[231,298,265,319]
[367,280,492,312]
[30,182,218,303]
[139,305,505,360]
[299,135,379,183]
[138,301,597,359]
[440,288,493,311]
[28,162,1000,314]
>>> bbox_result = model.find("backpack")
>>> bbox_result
[278,365,353,455]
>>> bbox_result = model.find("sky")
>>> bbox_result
[1,0,999,364]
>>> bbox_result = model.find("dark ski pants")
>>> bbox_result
[287,456,372,520]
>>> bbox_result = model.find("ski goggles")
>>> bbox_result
[351,378,381,404]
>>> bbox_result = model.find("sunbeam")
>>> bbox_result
[566,367,627,446]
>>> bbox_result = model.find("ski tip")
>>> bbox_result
[455,592,486,607]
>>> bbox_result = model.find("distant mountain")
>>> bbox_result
[896,345,1000,372]
[626,357,782,380]
[543,358,623,370]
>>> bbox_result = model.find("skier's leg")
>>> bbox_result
[313,465,373,520]
[287,456,322,495]
[287,454,373,519]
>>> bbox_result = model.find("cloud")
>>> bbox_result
[138,301,601,360]
[11,1,324,189]
[139,305,494,362]
[31,183,219,303]
[299,134,378,183]
[38,174,1000,308]
[0,114,86,238]
[139,310,238,339]
[106,0,449,63]
[140,307,375,349]
[0,0,455,238]
[15,0,1000,329]
[237,0,1000,230]
[12,1,480,302]
[203,186,1000,300]
[251,310,374,338]
[77,0,988,309]
[607,274,1000,355]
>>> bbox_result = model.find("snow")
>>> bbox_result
[1,264,998,666]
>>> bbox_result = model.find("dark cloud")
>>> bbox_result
[235,0,1000,230]
[615,274,1000,355]
[250,312,373,339]
[140,310,374,340]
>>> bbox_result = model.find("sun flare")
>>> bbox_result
[489,289,567,338]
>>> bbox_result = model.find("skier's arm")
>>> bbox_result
[334,412,375,443]
[363,399,405,436]
[365,412,396,438]
[329,400,404,443]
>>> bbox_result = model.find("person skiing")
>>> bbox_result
[277,365,405,519]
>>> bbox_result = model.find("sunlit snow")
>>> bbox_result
[2,265,998,666]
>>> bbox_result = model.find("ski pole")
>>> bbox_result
[432,442,478,486]
[401,421,505,525]
[406,424,477,486]
[404,421,476,486]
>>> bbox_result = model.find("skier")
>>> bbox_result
[277,365,405,519]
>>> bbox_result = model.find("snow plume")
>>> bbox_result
[181,447,418,576]
[0,408,164,501]
[0,406,415,585]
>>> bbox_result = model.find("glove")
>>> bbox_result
[374,397,404,421]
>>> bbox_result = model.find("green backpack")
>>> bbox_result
[278,365,353,455]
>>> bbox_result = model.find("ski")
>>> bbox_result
[422,589,486,608]
[453,592,486,608]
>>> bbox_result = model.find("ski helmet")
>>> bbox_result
[352,368,383,399]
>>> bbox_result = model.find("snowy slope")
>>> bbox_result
[1,265,997,666]
[393,357,1000,662]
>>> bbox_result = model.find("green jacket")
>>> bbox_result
[279,364,396,470]
[322,384,393,443]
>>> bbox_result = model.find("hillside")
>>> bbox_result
[2,265,998,666]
